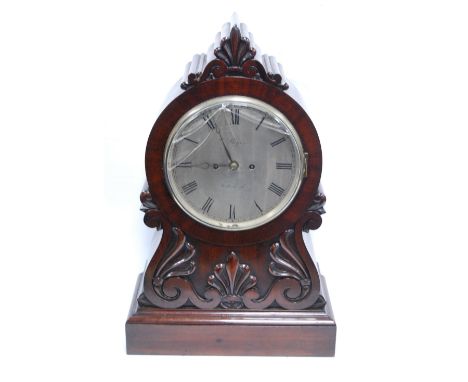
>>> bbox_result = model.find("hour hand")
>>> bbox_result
[176,162,228,170]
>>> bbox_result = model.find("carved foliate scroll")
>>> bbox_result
[139,187,326,310]
[181,23,288,90]
[243,230,325,310]
[303,190,327,232]
[138,226,221,309]
[140,189,163,230]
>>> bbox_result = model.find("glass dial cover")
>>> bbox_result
[164,96,304,231]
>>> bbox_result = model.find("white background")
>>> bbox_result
[1,0,467,381]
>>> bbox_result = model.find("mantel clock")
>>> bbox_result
[126,17,336,356]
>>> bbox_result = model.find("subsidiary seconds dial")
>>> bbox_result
[164,96,305,231]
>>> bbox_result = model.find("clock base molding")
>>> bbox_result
[126,273,336,356]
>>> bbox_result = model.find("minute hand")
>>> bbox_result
[219,133,234,163]
[217,129,234,162]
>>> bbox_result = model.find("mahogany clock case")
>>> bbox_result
[126,20,336,356]
[145,77,322,247]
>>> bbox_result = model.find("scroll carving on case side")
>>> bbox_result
[303,190,326,232]
[140,189,163,230]
[181,23,289,90]
[139,188,326,310]
[138,226,222,309]
[243,229,325,310]
[139,188,221,308]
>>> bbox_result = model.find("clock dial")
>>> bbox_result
[164,96,304,231]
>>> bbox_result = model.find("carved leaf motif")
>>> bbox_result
[207,252,257,309]
[269,230,308,283]
[140,226,222,309]
[309,192,326,215]
[153,228,196,295]
[140,188,163,229]
[181,22,288,90]
[214,25,256,67]
[303,189,327,232]
[241,229,322,310]
[268,230,312,296]
[140,189,157,211]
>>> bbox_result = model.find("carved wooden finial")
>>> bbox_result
[214,25,256,67]
[181,19,288,90]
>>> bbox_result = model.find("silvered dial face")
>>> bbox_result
[164,96,304,231]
